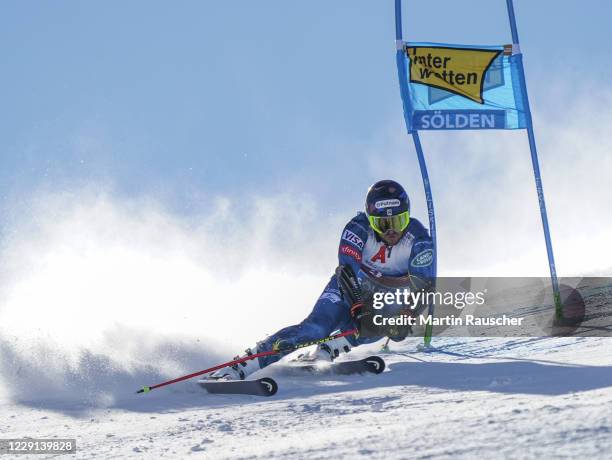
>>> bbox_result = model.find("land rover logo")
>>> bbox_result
[411,249,433,267]
[374,199,400,209]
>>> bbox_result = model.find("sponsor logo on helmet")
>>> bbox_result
[340,245,362,262]
[410,249,433,268]
[342,229,364,249]
[374,199,400,209]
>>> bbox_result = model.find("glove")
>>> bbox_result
[336,265,370,328]
[387,306,414,342]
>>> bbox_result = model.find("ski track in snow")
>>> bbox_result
[2,337,611,459]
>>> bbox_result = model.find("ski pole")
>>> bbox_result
[136,328,358,394]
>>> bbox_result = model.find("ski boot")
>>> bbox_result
[209,346,261,381]
[295,333,352,363]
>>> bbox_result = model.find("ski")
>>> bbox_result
[198,377,278,397]
[292,355,386,375]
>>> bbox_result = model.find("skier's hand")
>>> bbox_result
[387,306,413,341]
[350,301,370,327]
[336,264,362,305]
[336,264,370,331]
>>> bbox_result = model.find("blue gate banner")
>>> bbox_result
[401,42,527,131]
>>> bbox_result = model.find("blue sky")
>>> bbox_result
[2,1,611,270]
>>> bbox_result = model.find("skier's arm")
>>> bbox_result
[408,237,435,287]
[336,264,370,329]
[336,215,370,328]
[337,215,369,276]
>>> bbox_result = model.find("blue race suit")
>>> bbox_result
[257,211,434,367]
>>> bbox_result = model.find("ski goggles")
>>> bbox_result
[368,211,410,235]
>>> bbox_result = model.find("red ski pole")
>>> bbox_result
[136,328,358,394]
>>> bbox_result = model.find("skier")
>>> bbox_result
[210,179,435,380]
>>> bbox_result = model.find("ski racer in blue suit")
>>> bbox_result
[211,180,435,380]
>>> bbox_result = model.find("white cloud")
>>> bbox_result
[0,190,339,405]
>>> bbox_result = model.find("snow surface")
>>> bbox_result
[2,336,611,459]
